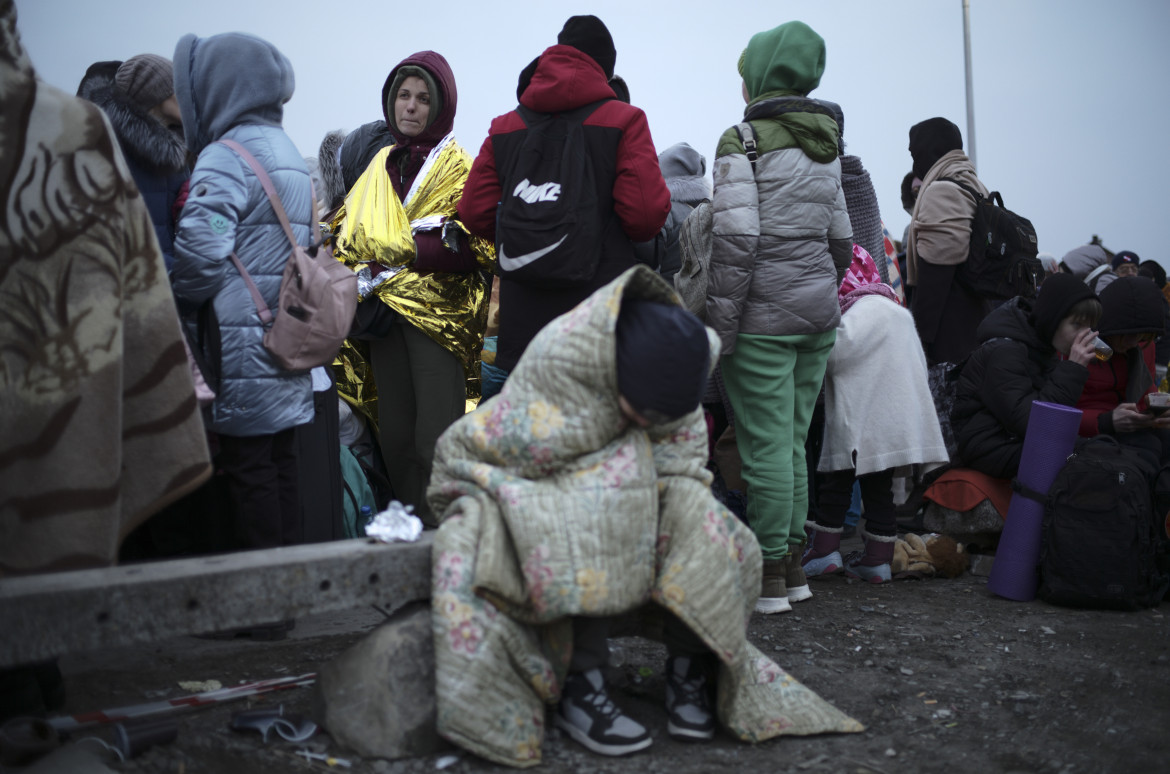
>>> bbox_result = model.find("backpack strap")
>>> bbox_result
[217,139,317,252]
[1084,263,1112,291]
[216,139,320,328]
[1011,478,1049,505]
[734,122,758,172]
[939,176,1004,208]
[515,98,611,128]
[228,252,274,327]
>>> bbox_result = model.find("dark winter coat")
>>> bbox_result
[458,44,671,372]
[907,150,990,365]
[952,298,1089,479]
[85,75,190,267]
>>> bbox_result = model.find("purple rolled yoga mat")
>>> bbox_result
[987,400,1083,601]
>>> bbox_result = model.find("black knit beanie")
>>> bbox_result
[616,300,709,422]
[1111,250,1140,270]
[1098,277,1166,337]
[1029,273,1099,346]
[558,15,616,79]
[908,117,963,180]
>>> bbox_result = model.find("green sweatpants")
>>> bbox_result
[721,330,836,561]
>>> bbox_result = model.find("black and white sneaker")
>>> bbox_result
[664,655,716,741]
[554,668,652,756]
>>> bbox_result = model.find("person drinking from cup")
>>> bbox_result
[952,274,1101,480]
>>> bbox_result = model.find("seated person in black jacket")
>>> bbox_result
[951,274,1101,479]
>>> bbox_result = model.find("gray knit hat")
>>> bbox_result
[115,54,174,110]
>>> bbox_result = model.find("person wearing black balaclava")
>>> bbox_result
[905,116,992,365]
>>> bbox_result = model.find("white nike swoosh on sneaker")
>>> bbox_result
[498,234,568,271]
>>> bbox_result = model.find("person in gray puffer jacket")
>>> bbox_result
[172,31,314,549]
[708,21,852,617]
[655,142,711,282]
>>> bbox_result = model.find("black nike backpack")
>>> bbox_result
[1038,438,1170,610]
[493,100,610,288]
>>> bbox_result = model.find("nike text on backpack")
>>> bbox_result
[494,100,611,288]
[1037,437,1170,610]
[218,139,358,371]
[943,177,1042,300]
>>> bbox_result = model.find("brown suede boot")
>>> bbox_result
[756,559,791,614]
[785,552,812,603]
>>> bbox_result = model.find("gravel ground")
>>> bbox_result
[39,543,1170,774]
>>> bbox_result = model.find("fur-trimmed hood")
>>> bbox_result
[88,82,188,174]
[316,129,347,214]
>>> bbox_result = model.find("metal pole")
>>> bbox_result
[962,0,977,171]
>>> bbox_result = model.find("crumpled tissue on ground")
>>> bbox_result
[364,501,423,543]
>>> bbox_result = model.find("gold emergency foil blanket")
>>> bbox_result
[331,147,414,267]
[329,136,495,420]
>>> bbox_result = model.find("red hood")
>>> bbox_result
[382,50,457,149]
[520,45,616,113]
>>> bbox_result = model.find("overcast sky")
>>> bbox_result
[14,0,1170,267]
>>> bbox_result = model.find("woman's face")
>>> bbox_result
[394,76,431,138]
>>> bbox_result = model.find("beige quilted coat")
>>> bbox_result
[427,265,862,766]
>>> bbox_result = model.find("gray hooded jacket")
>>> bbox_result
[172,32,313,436]
[656,142,711,282]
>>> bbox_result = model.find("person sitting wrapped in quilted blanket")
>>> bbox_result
[426,265,861,766]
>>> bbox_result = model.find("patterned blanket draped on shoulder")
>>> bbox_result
[426,265,863,767]
[0,3,211,575]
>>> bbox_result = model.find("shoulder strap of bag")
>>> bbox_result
[938,176,1004,208]
[216,139,320,328]
[1084,263,1111,289]
[228,252,274,326]
[734,122,758,172]
[514,98,611,128]
[217,138,317,251]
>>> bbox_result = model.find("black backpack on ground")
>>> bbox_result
[1038,438,1170,610]
[943,178,1042,300]
[493,100,611,288]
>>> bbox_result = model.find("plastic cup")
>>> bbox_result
[1093,336,1113,361]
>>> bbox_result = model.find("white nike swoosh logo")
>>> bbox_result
[497,234,568,271]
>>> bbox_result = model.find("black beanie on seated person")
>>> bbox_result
[1097,277,1166,337]
[616,300,709,422]
[1029,273,1099,347]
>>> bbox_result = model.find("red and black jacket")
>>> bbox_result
[458,45,670,372]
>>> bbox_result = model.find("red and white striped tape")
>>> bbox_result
[48,673,317,733]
